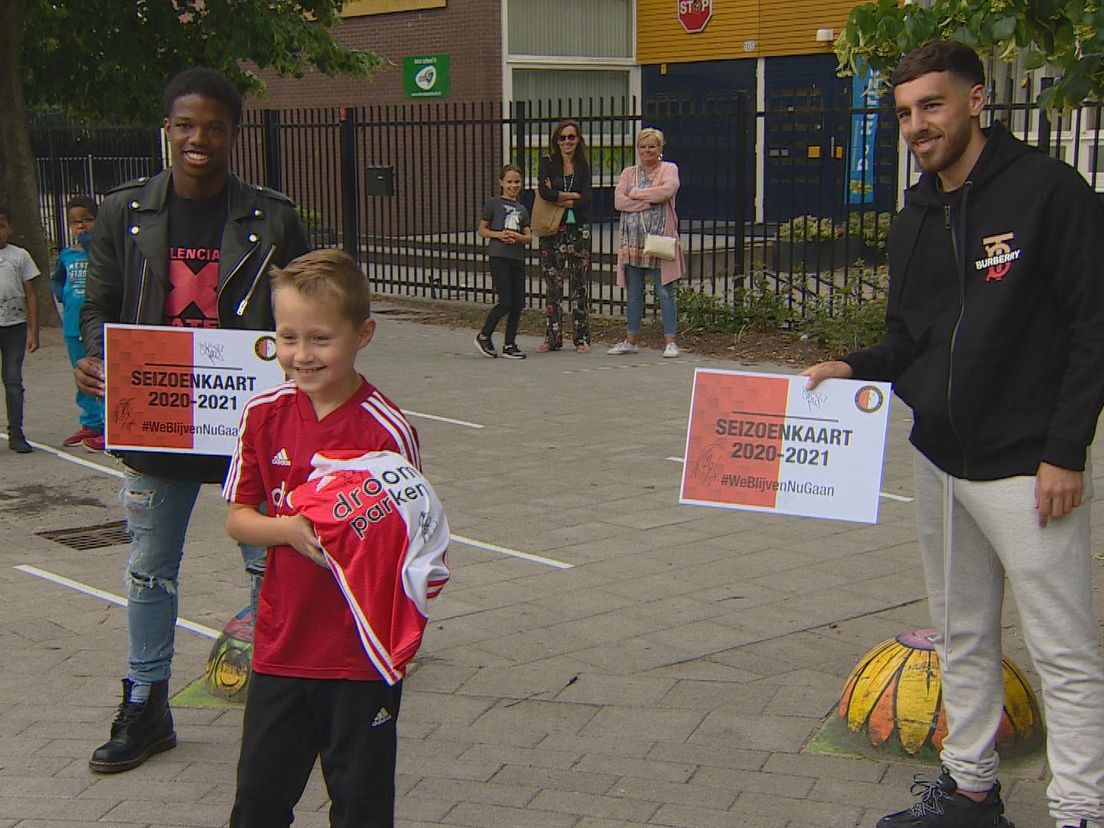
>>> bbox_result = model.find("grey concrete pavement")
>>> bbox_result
[1,308,1101,827]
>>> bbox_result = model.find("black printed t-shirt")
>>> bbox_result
[122,187,231,483]
[165,188,227,328]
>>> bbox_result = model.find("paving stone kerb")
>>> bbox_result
[2,311,1098,827]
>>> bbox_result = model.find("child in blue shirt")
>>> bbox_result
[51,195,104,451]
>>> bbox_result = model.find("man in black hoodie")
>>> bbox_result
[805,40,1104,828]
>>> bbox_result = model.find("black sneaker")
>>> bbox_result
[877,769,1014,827]
[501,344,526,359]
[474,334,497,358]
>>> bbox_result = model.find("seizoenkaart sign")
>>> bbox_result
[678,0,713,33]
[104,324,286,455]
[680,369,892,523]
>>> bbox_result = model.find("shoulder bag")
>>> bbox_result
[643,233,678,260]
[530,194,565,237]
[637,164,678,260]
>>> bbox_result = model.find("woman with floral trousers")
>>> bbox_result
[539,223,591,350]
[536,119,592,352]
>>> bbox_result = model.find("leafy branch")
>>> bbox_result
[835,0,1104,111]
[23,0,389,123]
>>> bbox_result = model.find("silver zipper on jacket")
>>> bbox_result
[944,187,971,475]
[136,260,149,320]
[235,244,276,317]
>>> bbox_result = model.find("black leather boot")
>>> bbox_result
[89,679,177,773]
[8,430,31,453]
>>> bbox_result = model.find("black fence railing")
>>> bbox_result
[31,96,1104,323]
[30,115,163,250]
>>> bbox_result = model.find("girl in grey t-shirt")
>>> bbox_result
[474,165,532,359]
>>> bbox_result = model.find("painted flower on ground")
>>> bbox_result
[203,606,254,702]
[837,629,1042,757]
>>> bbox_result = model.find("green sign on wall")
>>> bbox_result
[402,55,450,98]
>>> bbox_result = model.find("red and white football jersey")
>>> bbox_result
[286,450,450,684]
[223,378,431,681]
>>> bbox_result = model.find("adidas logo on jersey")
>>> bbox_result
[371,707,393,728]
[271,448,291,466]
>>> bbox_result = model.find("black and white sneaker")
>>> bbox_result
[877,769,1014,827]
[501,344,526,359]
[474,334,497,358]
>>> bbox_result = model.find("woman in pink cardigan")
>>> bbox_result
[608,127,685,358]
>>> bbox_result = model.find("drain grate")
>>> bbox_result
[37,521,131,551]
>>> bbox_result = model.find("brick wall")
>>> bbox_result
[247,2,503,110]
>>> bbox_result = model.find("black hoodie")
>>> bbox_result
[845,121,1104,480]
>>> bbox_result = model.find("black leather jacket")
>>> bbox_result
[81,168,309,360]
[81,168,310,481]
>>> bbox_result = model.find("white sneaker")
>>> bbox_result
[663,342,680,358]
[607,340,638,355]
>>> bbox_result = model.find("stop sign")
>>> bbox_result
[678,0,713,33]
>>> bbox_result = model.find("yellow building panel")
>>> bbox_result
[638,0,857,64]
[341,0,446,17]
[637,0,759,64]
[758,1,854,56]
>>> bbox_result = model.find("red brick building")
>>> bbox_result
[252,0,502,109]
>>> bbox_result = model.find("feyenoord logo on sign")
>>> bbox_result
[678,0,713,33]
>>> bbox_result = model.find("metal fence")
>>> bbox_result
[30,116,163,250]
[228,96,889,320]
[31,95,1104,322]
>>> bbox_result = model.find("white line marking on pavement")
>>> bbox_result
[19,434,563,571]
[404,410,485,429]
[14,565,220,639]
[451,535,573,569]
[0,435,125,478]
[663,456,914,502]
[878,492,914,502]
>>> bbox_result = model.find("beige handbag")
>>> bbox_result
[643,233,678,261]
[530,195,565,237]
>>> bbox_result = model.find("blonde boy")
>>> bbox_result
[223,249,448,827]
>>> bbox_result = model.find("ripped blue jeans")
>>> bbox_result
[122,471,265,686]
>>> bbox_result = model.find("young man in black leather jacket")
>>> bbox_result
[77,67,309,774]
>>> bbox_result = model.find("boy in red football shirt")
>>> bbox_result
[222,248,449,827]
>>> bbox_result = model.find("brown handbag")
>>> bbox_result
[530,194,565,237]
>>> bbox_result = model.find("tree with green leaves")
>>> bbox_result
[0,0,385,322]
[835,0,1104,110]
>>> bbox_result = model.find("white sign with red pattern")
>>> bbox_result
[680,369,892,523]
[104,324,285,455]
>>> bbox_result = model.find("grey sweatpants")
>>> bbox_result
[913,449,1104,827]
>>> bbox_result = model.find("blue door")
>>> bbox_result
[764,54,897,221]
[641,60,756,222]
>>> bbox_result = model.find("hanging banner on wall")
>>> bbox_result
[847,61,880,205]
[342,0,446,17]
[678,0,713,33]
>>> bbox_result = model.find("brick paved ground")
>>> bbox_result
[1,309,1097,827]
